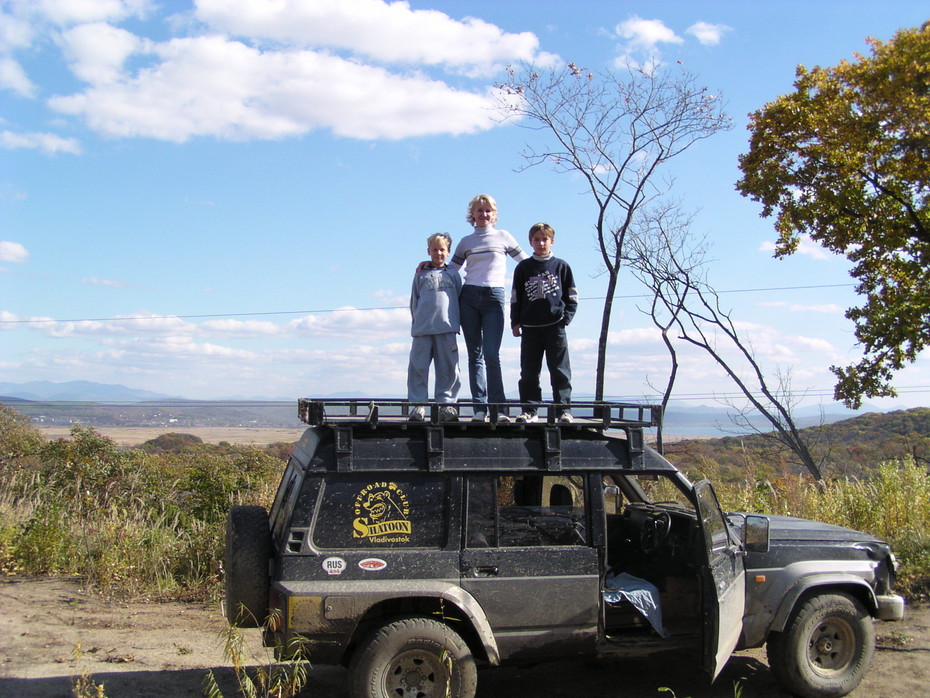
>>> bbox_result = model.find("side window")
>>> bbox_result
[312,475,448,549]
[694,480,730,553]
[467,474,587,548]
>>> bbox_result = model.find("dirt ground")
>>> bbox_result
[1,577,928,698]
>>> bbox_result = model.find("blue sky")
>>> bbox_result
[2,0,929,409]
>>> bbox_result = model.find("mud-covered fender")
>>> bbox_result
[743,561,878,647]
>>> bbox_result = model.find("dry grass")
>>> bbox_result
[36,426,306,447]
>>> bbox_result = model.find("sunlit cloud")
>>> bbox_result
[686,22,732,46]
[0,241,29,264]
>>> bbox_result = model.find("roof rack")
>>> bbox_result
[297,398,661,431]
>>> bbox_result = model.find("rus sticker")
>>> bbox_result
[322,557,346,576]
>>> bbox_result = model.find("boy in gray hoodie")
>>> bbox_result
[407,233,462,421]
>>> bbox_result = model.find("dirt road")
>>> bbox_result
[1,576,928,698]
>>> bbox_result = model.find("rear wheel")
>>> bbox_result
[348,617,477,698]
[767,592,874,698]
[224,505,271,627]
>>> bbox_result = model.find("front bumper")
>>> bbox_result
[876,593,905,621]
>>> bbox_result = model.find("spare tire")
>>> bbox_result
[225,505,271,627]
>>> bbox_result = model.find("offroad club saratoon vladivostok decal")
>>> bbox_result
[352,481,411,543]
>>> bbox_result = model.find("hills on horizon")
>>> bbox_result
[0,379,897,437]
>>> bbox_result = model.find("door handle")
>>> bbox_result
[474,565,499,576]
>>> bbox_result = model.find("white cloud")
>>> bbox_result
[0,240,29,263]
[685,22,731,46]
[0,56,35,97]
[49,35,506,141]
[81,276,130,288]
[759,234,832,260]
[34,0,151,26]
[60,22,144,84]
[615,16,683,52]
[196,0,547,76]
[0,129,82,154]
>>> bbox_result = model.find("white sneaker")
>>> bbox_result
[471,409,488,423]
[516,412,539,423]
[496,413,511,424]
[559,412,574,424]
[439,406,458,422]
[408,406,425,421]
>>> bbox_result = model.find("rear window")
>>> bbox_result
[312,475,448,549]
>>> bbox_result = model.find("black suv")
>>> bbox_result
[225,399,904,698]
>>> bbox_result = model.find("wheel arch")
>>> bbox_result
[770,577,878,634]
[345,590,500,666]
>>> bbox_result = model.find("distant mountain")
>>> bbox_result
[0,380,178,403]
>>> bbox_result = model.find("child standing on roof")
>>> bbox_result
[407,232,462,422]
[510,222,578,423]
[449,194,528,423]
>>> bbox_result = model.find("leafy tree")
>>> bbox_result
[498,62,731,399]
[736,23,930,408]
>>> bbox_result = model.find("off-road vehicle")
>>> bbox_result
[225,398,904,698]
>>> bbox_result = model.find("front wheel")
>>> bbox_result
[348,617,477,698]
[767,592,875,698]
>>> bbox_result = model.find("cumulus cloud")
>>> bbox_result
[612,15,728,70]
[60,22,144,84]
[2,0,552,143]
[196,0,546,75]
[0,240,29,264]
[0,56,35,97]
[49,35,508,141]
[32,0,151,26]
[685,21,732,46]
[615,16,683,52]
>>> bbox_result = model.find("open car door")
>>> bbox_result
[693,479,745,680]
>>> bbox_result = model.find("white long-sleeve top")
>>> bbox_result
[449,225,528,288]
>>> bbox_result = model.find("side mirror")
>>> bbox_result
[742,514,770,553]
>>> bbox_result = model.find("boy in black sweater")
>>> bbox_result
[510,222,578,423]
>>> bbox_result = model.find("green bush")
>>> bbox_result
[0,405,285,600]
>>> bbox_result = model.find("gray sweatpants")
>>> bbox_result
[407,332,461,404]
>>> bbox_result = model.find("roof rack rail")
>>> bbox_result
[297,398,661,431]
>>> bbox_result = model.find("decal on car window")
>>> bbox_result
[352,481,412,543]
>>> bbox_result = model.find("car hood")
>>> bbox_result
[731,512,882,544]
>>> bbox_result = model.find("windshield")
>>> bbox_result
[605,472,695,513]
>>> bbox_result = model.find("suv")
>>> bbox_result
[225,399,904,698]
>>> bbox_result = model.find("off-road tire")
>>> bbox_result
[224,505,271,627]
[767,591,875,698]
[348,616,477,698]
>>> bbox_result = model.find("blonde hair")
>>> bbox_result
[529,222,555,241]
[466,194,498,225]
[427,232,452,250]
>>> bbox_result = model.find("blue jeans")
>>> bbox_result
[459,285,507,406]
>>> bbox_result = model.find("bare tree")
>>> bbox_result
[497,62,731,400]
[623,218,825,480]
